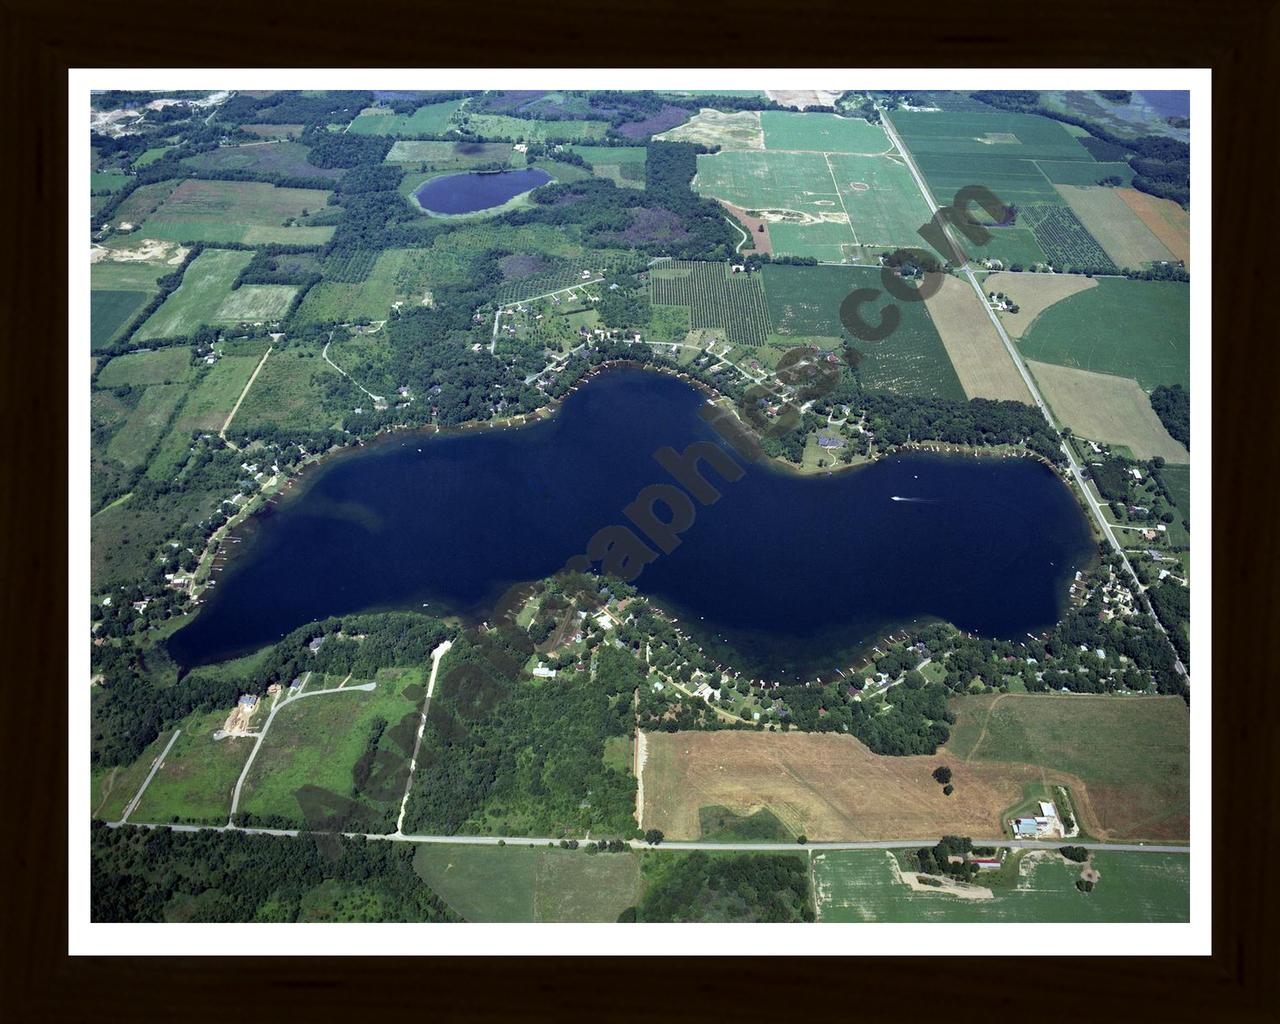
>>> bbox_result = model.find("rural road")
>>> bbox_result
[395,639,453,835]
[219,344,272,443]
[114,729,181,825]
[880,109,1187,682]
[322,334,384,405]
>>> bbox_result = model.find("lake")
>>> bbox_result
[167,369,1096,679]
[413,168,553,215]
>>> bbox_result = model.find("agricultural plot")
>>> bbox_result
[649,260,771,347]
[639,730,1075,842]
[167,346,271,434]
[462,113,609,142]
[1118,188,1191,266]
[91,289,152,350]
[181,141,344,181]
[104,383,186,469]
[568,145,647,188]
[346,99,465,135]
[656,108,762,150]
[921,275,1031,402]
[91,171,132,194]
[96,347,193,388]
[496,253,632,304]
[1019,203,1116,271]
[760,111,893,153]
[386,140,512,166]
[827,151,935,249]
[979,272,1098,340]
[1037,160,1134,186]
[131,709,254,826]
[137,179,335,245]
[1018,278,1190,390]
[1054,185,1176,269]
[961,226,1048,270]
[412,845,641,923]
[1028,361,1190,462]
[110,179,181,228]
[814,849,1188,922]
[238,667,425,830]
[231,344,343,433]
[214,284,298,323]
[134,249,253,341]
[943,693,1190,840]
[761,263,965,399]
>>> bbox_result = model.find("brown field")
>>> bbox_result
[1117,189,1190,267]
[719,200,773,255]
[640,730,1080,841]
[1055,185,1176,270]
[1027,360,1189,462]
[982,272,1097,340]
[923,275,1032,403]
[656,109,763,151]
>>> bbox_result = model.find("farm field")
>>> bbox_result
[1117,188,1191,266]
[639,730,1078,842]
[182,141,344,181]
[980,272,1097,339]
[111,179,181,226]
[1036,160,1135,186]
[1055,185,1176,269]
[1018,203,1115,271]
[136,179,335,245]
[385,140,512,166]
[237,667,424,830]
[131,710,254,826]
[231,344,342,433]
[97,347,193,388]
[104,383,186,468]
[91,171,132,194]
[461,113,609,142]
[568,145,647,188]
[761,263,966,399]
[942,693,1190,840]
[134,249,253,341]
[814,848,1188,922]
[168,346,270,434]
[1018,278,1191,390]
[921,275,1031,402]
[346,99,465,135]
[657,108,762,150]
[214,284,298,323]
[411,845,641,923]
[759,110,892,153]
[1028,361,1189,462]
[649,260,771,347]
[91,289,153,350]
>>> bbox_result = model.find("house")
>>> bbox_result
[238,694,259,710]
[972,857,1002,870]
[818,435,844,450]
[532,664,557,679]
[1012,818,1041,837]
[308,636,325,654]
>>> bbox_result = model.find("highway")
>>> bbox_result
[879,109,1187,682]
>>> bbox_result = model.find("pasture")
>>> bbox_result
[137,179,335,245]
[346,99,465,135]
[96,347,192,388]
[181,141,344,181]
[1028,361,1190,462]
[412,845,641,923]
[649,260,771,347]
[1018,278,1190,390]
[761,263,966,400]
[134,249,253,341]
[1118,189,1191,266]
[104,383,186,468]
[639,729,1073,842]
[980,271,1097,340]
[921,275,1031,402]
[814,849,1188,922]
[942,693,1190,840]
[462,113,609,142]
[130,709,254,826]
[656,108,762,150]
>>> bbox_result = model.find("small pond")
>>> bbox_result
[413,167,552,215]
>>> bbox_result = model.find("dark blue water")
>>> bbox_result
[167,370,1095,679]
[1139,91,1190,118]
[413,168,552,215]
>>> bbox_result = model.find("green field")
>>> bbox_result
[1018,279,1190,390]
[111,179,181,226]
[91,171,132,194]
[91,729,173,822]
[135,249,254,341]
[814,849,1188,922]
[104,383,186,468]
[131,709,254,826]
[168,346,270,434]
[462,113,609,142]
[412,844,641,922]
[649,260,771,347]
[1037,160,1135,186]
[238,668,423,829]
[761,263,965,399]
[296,248,436,324]
[97,347,192,387]
[91,289,153,349]
[214,284,298,323]
[135,145,174,168]
[181,141,344,181]
[231,344,342,433]
[138,179,334,245]
[346,99,465,135]
[943,693,1190,841]
[386,139,512,166]
[760,110,892,153]
[568,145,648,188]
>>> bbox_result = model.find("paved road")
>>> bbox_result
[114,729,181,825]
[880,109,1187,682]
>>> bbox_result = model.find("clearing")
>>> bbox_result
[130,709,255,826]
[134,249,254,341]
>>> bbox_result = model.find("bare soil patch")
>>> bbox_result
[92,239,189,265]
[923,275,1032,402]
[1117,189,1190,267]
[717,201,771,255]
[656,109,763,151]
[1055,185,1176,270]
[982,272,1097,340]
[765,90,843,110]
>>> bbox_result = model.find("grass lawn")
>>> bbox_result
[131,709,254,826]
[1018,278,1190,391]
[135,249,254,341]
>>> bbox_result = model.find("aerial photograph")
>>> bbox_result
[84,82,1195,930]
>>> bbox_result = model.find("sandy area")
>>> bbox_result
[92,239,188,265]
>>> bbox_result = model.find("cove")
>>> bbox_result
[167,369,1096,680]
[413,168,552,215]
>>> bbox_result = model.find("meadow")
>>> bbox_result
[813,848,1188,922]
[568,145,647,188]
[649,260,772,347]
[91,289,154,350]
[232,344,343,433]
[168,345,270,434]
[461,113,609,142]
[97,347,193,388]
[131,709,254,826]
[942,693,1190,840]
[104,383,186,468]
[411,844,641,923]
[137,179,335,245]
[346,99,465,135]
[181,141,344,181]
[1018,278,1191,390]
[761,263,966,399]
[134,249,253,341]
